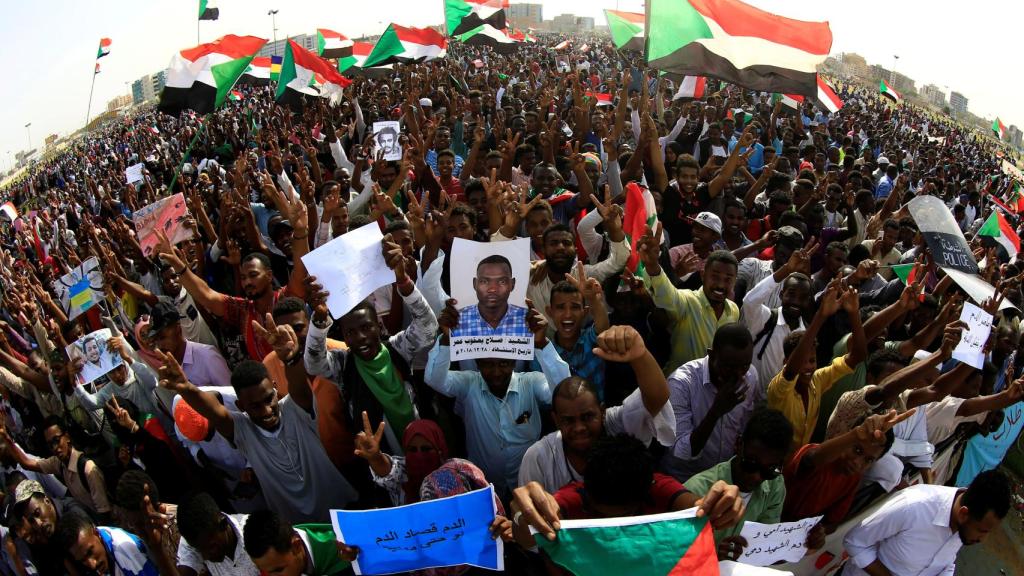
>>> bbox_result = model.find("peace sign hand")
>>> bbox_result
[856,409,916,444]
[155,350,189,393]
[252,313,300,363]
[353,410,386,462]
[565,262,603,302]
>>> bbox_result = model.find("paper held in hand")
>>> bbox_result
[951,301,992,370]
[301,224,396,319]
[738,516,823,567]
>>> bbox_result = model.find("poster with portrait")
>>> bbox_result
[372,120,403,162]
[132,193,193,258]
[66,328,123,387]
[449,237,533,361]
[54,256,104,321]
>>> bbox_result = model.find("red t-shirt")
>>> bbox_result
[554,473,689,520]
[782,443,859,525]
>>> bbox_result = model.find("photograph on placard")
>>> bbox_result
[372,120,403,162]
[449,237,532,361]
[66,328,123,387]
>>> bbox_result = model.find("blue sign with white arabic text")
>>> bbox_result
[330,485,502,575]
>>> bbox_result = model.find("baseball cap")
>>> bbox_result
[147,297,183,339]
[419,97,433,108]
[13,479,46,509]
[174,398,210,442]
[776,226,805,248]
[877,156,890,165]
[694,212,723,236]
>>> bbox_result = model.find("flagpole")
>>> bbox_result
[85,68,98,128]
[168,113,209,193]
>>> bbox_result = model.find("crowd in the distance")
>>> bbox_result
[0,36,1019,576]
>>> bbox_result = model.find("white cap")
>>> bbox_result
[694,212,722,236]
[877,156,890,165]
[419,98,433,108]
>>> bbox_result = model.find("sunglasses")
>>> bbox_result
[737,454,782,480]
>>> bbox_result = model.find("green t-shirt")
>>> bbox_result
[296,524,350,576]
[683,458,786,541]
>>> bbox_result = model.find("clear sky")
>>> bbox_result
[2,0,1021,170]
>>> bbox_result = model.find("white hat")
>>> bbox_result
[877,156,890,165]
[419,98,433,108]
[694,212,722,236]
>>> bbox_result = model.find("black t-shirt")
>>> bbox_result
[660,181,714,247]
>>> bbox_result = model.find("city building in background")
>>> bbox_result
[1008,125,1023,149]
[508,3,542,28]
[949,91,969,115]
[549,13,594,34]
[106,94,133,113]
[920,84,946,108]
[258,34,316,58]
[132,70,167,105]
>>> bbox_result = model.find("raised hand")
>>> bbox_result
[565,262,603,302]
[856,409,916,444]
[526,298,548,347]
[252,313,300,362]
[304,275,330,323]
[592,325,647,363]
[437,298,460,336]
[353,411,385,462]
[939,320,967,360]
[511,481,561,541]
[141,483,171,546]
[155,350,189,393]
[637,223,663,274]
[382,233,409,285]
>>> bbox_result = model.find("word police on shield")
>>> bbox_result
[908,196,978,274]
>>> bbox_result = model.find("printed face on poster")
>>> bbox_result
[449,238,533,361]
[54,256,104,321]
[66,328,124,387]
[132,193,193,258]
[372,120,403,162]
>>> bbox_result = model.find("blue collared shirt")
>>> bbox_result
[424,339,570,494]
[451,304,528,338]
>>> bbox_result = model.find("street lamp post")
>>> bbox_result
[890,55,899,86]
[268,10,279,55]
[24,123,31,151]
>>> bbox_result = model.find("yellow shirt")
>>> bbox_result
[768,356,853,450]
[646,271,740,375]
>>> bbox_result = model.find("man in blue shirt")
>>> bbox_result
[875,164,899,200]
[452,254,528,339]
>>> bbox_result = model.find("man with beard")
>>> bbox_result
[155,301,360,523]
[521,197,629,327]
[638,222,741,374]
[518,325,673,493]
[155,189,310,362]
[3,479,92,575]
[842,469,1010,576]
[451,255,527,339]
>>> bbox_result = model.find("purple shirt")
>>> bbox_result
[182,340,232,388]
[662,356,762,482]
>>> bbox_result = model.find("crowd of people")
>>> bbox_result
[0,35,1020,576]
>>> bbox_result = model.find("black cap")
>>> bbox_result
[147,297,183,339]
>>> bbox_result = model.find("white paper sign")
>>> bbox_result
[301,224,396,319]
[449,237,533,361]
[718,561,794,576]
[738,516,822,567]
[372,121,402,162]
[125,163,145,184]
[952,301,992,369]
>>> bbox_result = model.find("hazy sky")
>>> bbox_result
[2,0,1021,168]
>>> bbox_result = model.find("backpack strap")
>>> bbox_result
[754,309,779,361]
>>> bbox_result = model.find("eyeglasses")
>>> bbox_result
[737,454,782,480]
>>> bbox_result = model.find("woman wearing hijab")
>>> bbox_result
[132,316,165,371]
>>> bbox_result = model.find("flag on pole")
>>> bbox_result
[276,39,352,110]
[158,35,267,115]
[535,510,718,576]
[338,42,375,73]
[362,24,447,68]
[891,264,917,285]
[879,79,901,103]
[445,0,509,36]
[978,210,1020,259]
[96,38,112,59]
[240,56,271,85]
[772,92,803,110]
[198,0,219,20]
[623,182,660,280]
[816,76,843,113]
[646,0,832,95]
[317,28,354,59]
[993,118,1007,140]
[94,62,101,75]
[605,9,645,51]
[673,76,706,100]
[269,55,283,80]
[455,24,518,54]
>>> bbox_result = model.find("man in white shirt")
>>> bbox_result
[741,251,812,387]
[176,492,259,576]
[842,469,1011,576]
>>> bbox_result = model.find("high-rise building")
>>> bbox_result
[949,91,968,115]
[550,13,594,33]
[840,52,869,79]
[1008,125,1023,149]
[258,34,316,58]
[509,3,542,27]
[106,94,133,112]
[131,69,168,104]
[920,84,946,108]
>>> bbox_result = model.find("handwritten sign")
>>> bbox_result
[125,163,145,184]
[738,516,822,567]
[132,193,192,258]
[301,224,396,319]
[331,485,502,575]
[951,302,992,369]
[908,196,978,274]
[54,256,104,320]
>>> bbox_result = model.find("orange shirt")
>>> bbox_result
[264,338,354,471]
